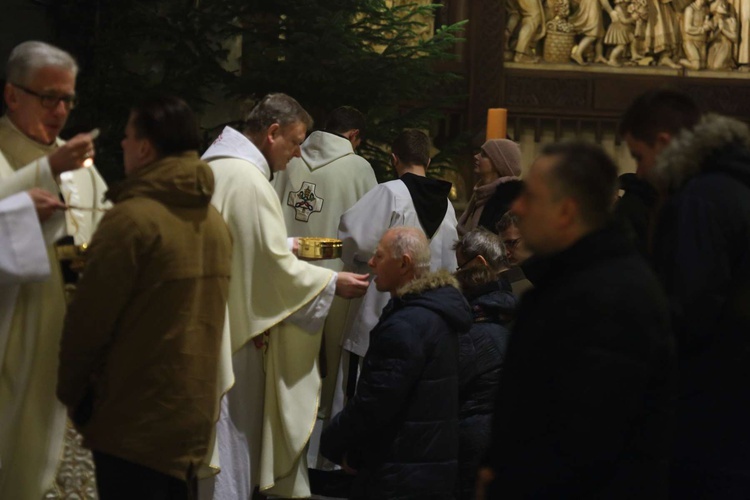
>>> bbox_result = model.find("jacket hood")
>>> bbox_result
[656,114,750,192]
[396,269,473,332]
[399,173,452,239]
[106,152,214,207]
[300,131,355,171]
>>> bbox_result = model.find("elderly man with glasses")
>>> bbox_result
[0,40,108,499]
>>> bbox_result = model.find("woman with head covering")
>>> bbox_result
[457,139,522,235]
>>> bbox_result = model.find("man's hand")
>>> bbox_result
[475,467,495,500]
[335,272,369,299]
[48,131,97,175]
[27,187,65,222]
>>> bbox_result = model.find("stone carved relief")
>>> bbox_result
[506,0,746,70]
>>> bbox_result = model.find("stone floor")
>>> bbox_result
[43,422,97,499]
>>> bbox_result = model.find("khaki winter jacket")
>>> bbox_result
[57,152,232,480]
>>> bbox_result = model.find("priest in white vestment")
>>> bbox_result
[333,129,458,418]
[0,41,106,499]
[272,106,377,470]
[199,94,369,499]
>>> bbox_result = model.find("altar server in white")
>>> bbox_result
[200,93,369,499]
[335,129,458,408]
[0,41,107,499]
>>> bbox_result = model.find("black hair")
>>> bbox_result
[131,95,201,156]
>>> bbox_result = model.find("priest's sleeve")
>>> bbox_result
[0,153,59,200]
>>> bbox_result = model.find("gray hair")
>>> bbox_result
[243,93,313,134]
[453,227,508,272]
[6,41,78,86]
[386,227,431,278]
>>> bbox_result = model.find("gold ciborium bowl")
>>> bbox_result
[298,237,343,260]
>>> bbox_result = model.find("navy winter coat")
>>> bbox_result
[321,270,472,499]
[458,277,517,500]
[653,114,750,489]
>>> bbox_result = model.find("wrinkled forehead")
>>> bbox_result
[27,65,77,93]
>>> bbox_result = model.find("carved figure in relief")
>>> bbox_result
[506,0,523,59]
[605,0,642,65]
[643,0,682,67]
[506,0,547,62]
[730,0,750,67]
[707,0,739,69]
[629,0,651,56]
[680,0,712,69]
[569,0,619,64]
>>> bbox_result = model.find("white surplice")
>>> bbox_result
[200,127,337,499]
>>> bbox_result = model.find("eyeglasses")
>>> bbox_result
[456,254,479,271]
[13,83,77,110]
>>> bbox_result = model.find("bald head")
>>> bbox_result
[368,227,431,295]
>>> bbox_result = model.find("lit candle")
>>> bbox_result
[486,108,507,141]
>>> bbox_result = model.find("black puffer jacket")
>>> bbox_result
[458,277,517,500]
[321,270,472,499]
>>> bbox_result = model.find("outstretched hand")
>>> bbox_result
[27,187,65,222]
[48,130,98,175]
[335,272,369,299]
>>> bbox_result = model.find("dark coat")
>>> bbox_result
[614,172,658,259]
[458,277,517,500]
[652,114,750,480]
[486,226,675,499]
[478,179,523,232]
[321,270,472,499]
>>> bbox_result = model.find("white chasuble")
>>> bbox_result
[201,127,335,499]
[0,115,108,499]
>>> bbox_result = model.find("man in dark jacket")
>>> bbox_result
[321,226,472,499]
[480,141,675,499]
[57,96,233,499]
[622,90,750,497]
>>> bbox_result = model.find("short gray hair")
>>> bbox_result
[453,227,508,272]
[6,41,78,86]
[387,227,431,278]
[243,93,313,134]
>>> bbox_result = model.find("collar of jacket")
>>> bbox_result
[105,151,215,207]
[396,268,460,298]
[531,225,634,287]
[656,113,750,193]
